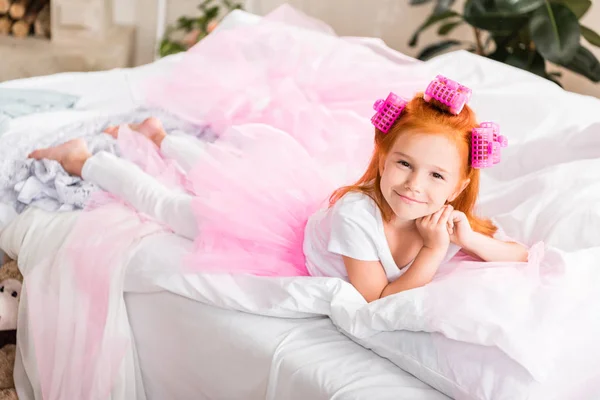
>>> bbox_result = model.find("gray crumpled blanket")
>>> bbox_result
[0,108,212,214]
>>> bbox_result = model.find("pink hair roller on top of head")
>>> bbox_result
[424,74,472,115]
[371,92,408,133]
[471,122,508,169]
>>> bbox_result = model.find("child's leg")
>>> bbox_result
[160,134,205,173]
[105,117,205,173]
[82,151,198,240]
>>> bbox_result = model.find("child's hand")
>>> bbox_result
[417,205,453,251]
[447,210,474,248]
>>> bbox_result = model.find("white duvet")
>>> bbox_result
[2,6,600,400]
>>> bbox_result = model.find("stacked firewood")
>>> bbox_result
[0,0,50,39]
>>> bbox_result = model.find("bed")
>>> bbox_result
[0,13,452,399]
[1,6,600,400]
[125,234,449,400]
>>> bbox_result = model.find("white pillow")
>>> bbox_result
[356,327,600,400]
[355,331,533,400]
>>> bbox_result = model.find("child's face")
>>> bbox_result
[379,132,469,222]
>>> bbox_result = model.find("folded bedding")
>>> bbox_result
[0,88,79,119]
[0,88,80,137]
[126,235,451,400]
[1,5,599,400]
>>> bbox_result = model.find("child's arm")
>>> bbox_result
[344,247,447,302]
[344,206,454,302]
[450,211,529,262]
[379,246,447,297]
[381,206,454,297]
[461,232,529,262]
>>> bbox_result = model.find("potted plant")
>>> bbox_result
[409,0,600,85]
[159,0,243,58]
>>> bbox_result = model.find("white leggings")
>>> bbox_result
[81,134,202,240]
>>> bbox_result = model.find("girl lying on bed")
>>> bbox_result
[28,75,528,303]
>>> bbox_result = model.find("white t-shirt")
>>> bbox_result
[303,191,461,281]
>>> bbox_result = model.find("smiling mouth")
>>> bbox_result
[395,192,425,204]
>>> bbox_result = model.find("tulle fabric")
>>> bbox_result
[146,7,428,277]
[20,125,187,400]
[24,195,164,400]
[184,124,334,276]
[146,19,427,134]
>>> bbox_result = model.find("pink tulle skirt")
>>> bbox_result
[145,7,429,277]
[184,124,335,276]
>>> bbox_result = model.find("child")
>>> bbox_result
[306,82,528,302]
[28,76,528,302]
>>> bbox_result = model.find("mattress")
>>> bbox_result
[125,233,450,400]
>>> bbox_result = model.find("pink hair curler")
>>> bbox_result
[423,75,472,115]
[371,92,408,133]
[471,122,508,169]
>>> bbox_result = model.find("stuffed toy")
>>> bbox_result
[0,259,22,400]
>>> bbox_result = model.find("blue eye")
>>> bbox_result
[432,172,444,180]
[398,160,410,168]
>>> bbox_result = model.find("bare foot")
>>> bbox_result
[103,117,167,147]
[28,139,92,177]
[103,125,120,138]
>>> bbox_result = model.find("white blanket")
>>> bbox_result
[2,6,600,400]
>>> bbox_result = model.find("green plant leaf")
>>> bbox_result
[159,39,187,58]
[529,3,580,64]
[495,0,545,14]
[176,16,195,31]
[463,1,529,34]
[409,10,460,47]
[411,0,433,4]
[417,39,462,60]
[581,25,600,47]
[438,21,463,35]
[505,49,547,77]
[559,45,600,82]
[488,45,510,62]
[551,0,590,19]
[487,45,550,78]
[206,5,220,20]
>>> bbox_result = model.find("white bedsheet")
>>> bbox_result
[2,207,448,400]
[126,235,448,400]
[127,237,530,400]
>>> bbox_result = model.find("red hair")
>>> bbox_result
[330,94,497,237]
